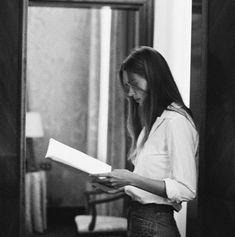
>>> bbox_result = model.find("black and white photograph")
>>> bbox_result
[0,0,234,236]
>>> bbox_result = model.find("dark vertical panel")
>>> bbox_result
[196,1,208,236]
[139,0,154,46]
[189,0,208,236]
[203,0,235,236]
[0,0,24,236]
[187,7,203,237]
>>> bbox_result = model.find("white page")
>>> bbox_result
[45,138,112,174]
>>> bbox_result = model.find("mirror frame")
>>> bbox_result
[20,0,154,235]
[28,0,154,46]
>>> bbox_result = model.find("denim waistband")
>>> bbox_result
[130,201,173,213]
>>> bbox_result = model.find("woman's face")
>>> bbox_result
[123,71,148,105]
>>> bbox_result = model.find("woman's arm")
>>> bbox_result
[164,115,198,202]
[128,171,167,198]
[92,115,198,201]
[92,169,167,198]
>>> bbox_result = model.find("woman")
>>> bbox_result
[93,46,198,237]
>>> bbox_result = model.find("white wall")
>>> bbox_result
[154,0,192,107]
[153,1,192,236]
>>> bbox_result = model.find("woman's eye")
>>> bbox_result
[129,80,137,87]
[123,83,130,92]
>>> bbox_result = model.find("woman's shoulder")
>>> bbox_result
[163,111,190,130]
[164,105,197,131]
[164,109,182,118]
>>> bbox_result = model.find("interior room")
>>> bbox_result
[1,0,235,236]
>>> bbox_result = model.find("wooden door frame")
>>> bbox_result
[18,0,154,235]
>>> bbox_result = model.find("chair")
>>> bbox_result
[74,189,128,236]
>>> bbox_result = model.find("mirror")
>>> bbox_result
[24,0,153,234]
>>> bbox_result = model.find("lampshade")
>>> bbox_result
[25,112,44,138]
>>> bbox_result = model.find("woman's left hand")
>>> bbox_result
[91,169,135,188]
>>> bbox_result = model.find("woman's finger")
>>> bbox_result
[91,172,111,178]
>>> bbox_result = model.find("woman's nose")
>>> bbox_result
[128,87,135,97]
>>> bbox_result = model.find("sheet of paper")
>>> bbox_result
[45,138,112,174]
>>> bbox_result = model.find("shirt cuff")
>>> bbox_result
[164,178,181,202]
[164,178,196,203]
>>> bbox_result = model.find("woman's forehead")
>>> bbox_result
[123,71,146,82]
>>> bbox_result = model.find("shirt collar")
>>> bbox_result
[148,102,195,137]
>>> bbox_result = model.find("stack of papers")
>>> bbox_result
[45,138,112,175]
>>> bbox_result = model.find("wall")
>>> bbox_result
[153,1,192,237]
[27,7,94,207]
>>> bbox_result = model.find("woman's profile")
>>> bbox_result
[92,46,198,237]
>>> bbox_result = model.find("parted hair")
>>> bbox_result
[119,46,193,160]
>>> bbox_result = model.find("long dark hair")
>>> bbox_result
[119,46,193,160]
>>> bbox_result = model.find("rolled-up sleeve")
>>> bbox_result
[164,116,198,203]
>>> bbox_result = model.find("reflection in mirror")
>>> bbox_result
[25,5,137,233]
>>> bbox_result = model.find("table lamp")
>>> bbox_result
[25,112,44,171]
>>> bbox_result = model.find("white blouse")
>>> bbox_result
[124,104,198,211]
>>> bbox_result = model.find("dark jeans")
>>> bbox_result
[127,201,180,237]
